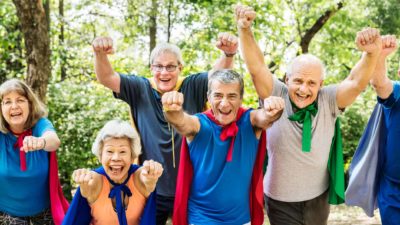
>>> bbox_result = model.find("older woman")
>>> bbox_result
[63,119,163,225]
[0,79,68,225]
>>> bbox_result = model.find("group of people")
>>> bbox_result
[0,4,398,225]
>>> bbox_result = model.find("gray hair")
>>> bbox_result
[286,54,326,80]
[92,119,141,160]
[207,69,244,98]
[149,43,184,66]
[0,79,47,133]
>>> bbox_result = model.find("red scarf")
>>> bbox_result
[204,108,245,161]
[173,108,266,225]
[11,129,69,224]
[12,129,32,171]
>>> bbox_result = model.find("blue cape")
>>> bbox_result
[62,164,156,225]
[345,104,385,217]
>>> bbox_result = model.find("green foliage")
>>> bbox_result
[47,81,129,199]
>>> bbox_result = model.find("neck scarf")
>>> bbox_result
[204,107,245,161]
[104,171,133,225]
[288,101,318,152]
[12,129,32,171]
[62,165,156,225]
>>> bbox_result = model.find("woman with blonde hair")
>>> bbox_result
[0,79,68,225]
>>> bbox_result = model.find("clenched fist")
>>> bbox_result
[92,37,115,55]
[161,91,184,112]
[216,32,238,56]
[235,5,256,29]
[355,28,382,55]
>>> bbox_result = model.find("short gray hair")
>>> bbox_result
[92,119,141,160]
[286,54,326,80]
[207,69,244,98]
[149,43,184,66]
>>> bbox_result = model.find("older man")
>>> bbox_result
[235,5,382,225]
[92,33,238,225]
[163,69,284,225]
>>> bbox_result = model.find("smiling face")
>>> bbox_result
[100,138,133,184]
[285,61,323,109]
[1,91,30,133]
[208,80,242,126]
[150,52,182,94]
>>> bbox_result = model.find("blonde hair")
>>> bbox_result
[92,119,142,160]
[0,79,47,133]
[150,42,184,66]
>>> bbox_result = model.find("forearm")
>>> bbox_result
[337,52,380,108]
[209,55,235,76]
[41,131,61,152]
[164,110,199,139]
[238,27,273,98]
[94,53,120,92]
[370,57,393,99]
[350,52,380,91]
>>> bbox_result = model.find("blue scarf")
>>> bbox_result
[62,165,156,225]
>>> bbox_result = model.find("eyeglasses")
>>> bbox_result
[1,98,28,107]
[151,64,179,72]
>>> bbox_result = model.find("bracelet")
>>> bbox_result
[224,52,236,57]
[42,138,46,149]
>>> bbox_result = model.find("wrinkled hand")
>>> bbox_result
[161,91,184,112]
[355,28,382,54]
[380,35,397,58]
[216,32,238,55]
[235,5,256,29]
[72,169,96,187]
[20,136,45,152]
[140,160,163,187]
[92,37,115,55]
[263,96,285,126]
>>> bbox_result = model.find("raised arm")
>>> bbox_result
[370,35,397,99]
[72,169,102,204]
[235,5,274,99]
[208,33,239,76]
[161,91,200,141]
[92,37,121,93]
[250,96,285,137]
[336,28,382,108]
[134,160,163,198]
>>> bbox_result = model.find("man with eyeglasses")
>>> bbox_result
[92,33,238,225]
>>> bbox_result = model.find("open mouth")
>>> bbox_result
[295,93,310,101]
[159,78,171,83]
[109,165,124,175]
[10,112,23,118]
[219,109,232,116]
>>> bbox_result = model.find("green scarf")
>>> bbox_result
[327,118,345,204]
[288,101,318,152]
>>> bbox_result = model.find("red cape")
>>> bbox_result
[173,108,266,225]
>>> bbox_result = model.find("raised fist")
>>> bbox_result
[235,5,256,29]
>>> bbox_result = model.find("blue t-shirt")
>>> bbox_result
[115,73,208,197]
[377,81,400,182]
[0,118,54,216]
[187,110,259,225]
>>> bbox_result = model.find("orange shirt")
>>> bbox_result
[90,175,146,225]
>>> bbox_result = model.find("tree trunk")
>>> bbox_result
[149,0,158,55]
[12,0,51,101]
[167,0,172,43]
[59,0,67,81]
[300,1,343,53]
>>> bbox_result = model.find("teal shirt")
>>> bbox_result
[0,118,54,216]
